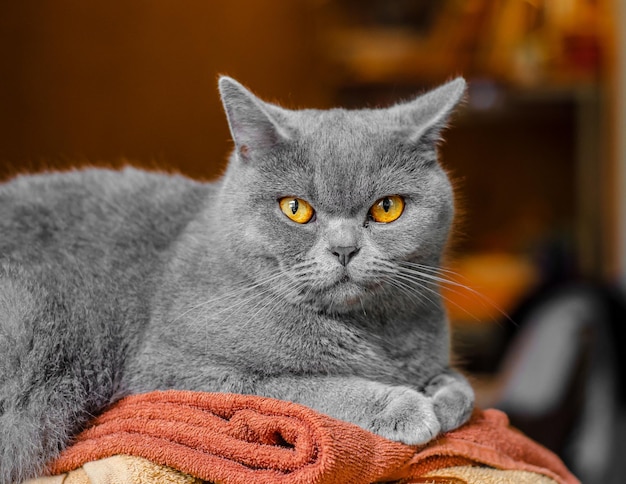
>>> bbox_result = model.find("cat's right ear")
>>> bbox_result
[218,77,290,161]
[391,77,466,146]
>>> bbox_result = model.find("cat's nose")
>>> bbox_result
[330,246,360,266]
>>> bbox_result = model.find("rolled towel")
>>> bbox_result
[42,390,578,484]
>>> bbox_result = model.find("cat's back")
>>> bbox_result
[0,166,212,262]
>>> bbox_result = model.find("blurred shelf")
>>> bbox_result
[311,0,608,91]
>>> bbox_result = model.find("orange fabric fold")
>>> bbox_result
[47,390,579,484]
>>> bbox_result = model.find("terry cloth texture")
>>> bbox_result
[29,456,559,484]
[35,390,579,484]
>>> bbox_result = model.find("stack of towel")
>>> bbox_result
[28,390,579,484]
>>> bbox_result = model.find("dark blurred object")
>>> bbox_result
[489,281,626,484]
[332,0,442,31]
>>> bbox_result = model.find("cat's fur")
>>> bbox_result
[0,77,474,482]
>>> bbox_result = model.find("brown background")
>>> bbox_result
[0,1,330,180]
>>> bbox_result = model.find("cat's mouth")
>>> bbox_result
[329,271,360,290]
[312,273,387,311]
[329,270,386,293]
[289,265,386,313]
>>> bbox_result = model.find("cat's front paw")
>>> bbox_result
[425,372,474,433]
[369,387,440,445]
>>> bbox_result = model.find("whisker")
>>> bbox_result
[374,258,499,324]
[387,270,482,324]
[387,278,436,310]
[371,263,439,311]
[403,261,469,280]
[243,282,294,329]
[391,272,446,310]
[171,269,285,323]
[398,262,515,325]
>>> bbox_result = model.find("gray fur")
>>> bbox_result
[0,77,474,482]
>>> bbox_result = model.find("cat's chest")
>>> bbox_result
[224,306,419,379]
[271,313,385,371]
[164,271,438,381]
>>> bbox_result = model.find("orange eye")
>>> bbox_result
[279,197,315,224]
[369,195,405,223]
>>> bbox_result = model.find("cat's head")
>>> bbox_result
[215,77,464,315]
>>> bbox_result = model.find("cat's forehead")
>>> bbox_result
[294,108,397,164]
[294,107,390,137]
[284,109,419,214]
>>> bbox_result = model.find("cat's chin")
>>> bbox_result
[306,278,383,315]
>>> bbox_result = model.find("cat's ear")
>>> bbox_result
[218,76,290,161]
[392,77,466,145]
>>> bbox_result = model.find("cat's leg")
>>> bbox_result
[423,368,474,433]
[257,375,441,445]
[0,265,116,483]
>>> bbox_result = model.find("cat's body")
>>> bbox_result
[0,77,474,482]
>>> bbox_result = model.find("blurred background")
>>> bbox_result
[1,1,624,481]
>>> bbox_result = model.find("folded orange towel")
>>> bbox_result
[46,390,579,484]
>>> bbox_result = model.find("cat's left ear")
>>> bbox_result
[392,77,466,145]
[218,76,291,161]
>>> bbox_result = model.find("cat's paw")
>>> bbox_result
[425,373,474,433]
[369,386,440,445]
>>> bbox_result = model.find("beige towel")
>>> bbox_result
[28,455,558,484]
[28,455,202,484]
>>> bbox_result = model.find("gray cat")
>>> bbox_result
[0,77,474,482]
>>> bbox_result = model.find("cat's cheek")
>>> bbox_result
[435,200,454,229]
[262,221,317,262]
[368,228,417,261]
